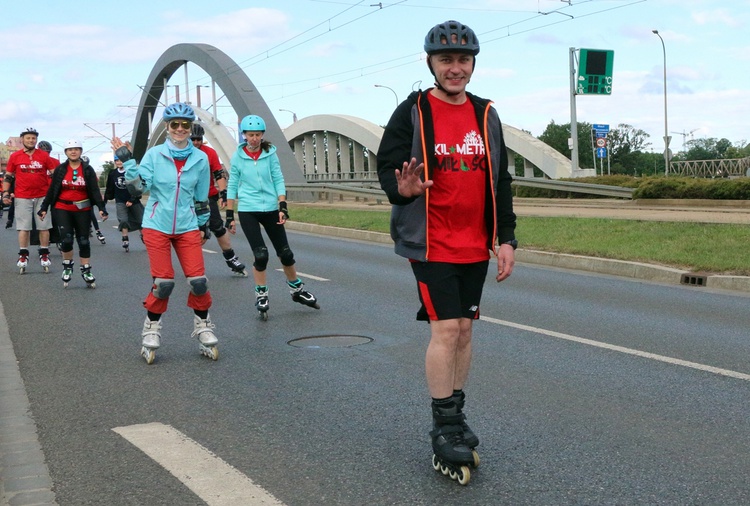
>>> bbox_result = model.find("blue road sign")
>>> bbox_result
[596,147,607,158]
[593,124,610,133]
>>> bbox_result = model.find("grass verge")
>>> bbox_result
[290,205,750,276]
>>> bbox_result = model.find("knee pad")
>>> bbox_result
[61,235,75,253]
[253,247,269,271]
[279,245,295,266]
[78,236,91,258]
[187,276,208,296]
[152,278,175,299]
[213,225,227,239]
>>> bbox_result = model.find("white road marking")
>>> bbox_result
[275,269,329,281]
[480,316,750,382]
[112,422,286,506]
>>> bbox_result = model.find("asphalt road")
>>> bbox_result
[2,223,750,505]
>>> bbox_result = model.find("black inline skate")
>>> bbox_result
[453,391,480,467]
[61,259,74,288]
[430,402,475,485]
[122,236,129,252]
[80,263,96,288]
[223,249,247,277]
[288,279,319,309]
[96,230,106,244]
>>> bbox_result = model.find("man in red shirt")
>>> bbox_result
[190,123,247,276]
[377,21,516,484]
[2,127,58,273]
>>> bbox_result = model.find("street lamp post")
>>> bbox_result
[652,29,670,176]
[279,108,298,123]
[374,84,399,108]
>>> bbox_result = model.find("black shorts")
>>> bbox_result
[411,261,489,322]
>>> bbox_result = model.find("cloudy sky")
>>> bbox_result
[1,0,748,165]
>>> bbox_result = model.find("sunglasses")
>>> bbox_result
[168,120,193,131]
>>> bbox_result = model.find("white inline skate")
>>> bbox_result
[140,317,162,365]
[39,248,51,273]
[192,315,219,360]
[17,249,29,274]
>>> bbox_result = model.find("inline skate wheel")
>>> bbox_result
[63,282,69,288]
[456,466,470,485]
[43,266,49,273]
[200,345,219,361]
[19,267,25,275]
[472,450,480,468]
[259,311,268,321]
[141,347,156,365]
[87,282,96,289]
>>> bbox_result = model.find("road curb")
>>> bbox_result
[285,221,750,293]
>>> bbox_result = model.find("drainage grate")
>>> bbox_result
[288,335,373,348]
[680,273,708,287]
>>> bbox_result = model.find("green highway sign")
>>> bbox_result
[577,49,614,95]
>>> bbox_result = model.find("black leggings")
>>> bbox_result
[237,211,290,255]
[53,208,92,257]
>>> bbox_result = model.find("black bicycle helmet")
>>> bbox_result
[37,140,53,153]
[424,20,480,56]
[190,123,205,140]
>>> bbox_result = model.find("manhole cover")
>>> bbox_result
[288,335,373,348]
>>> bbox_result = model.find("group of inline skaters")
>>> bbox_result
[4,104,320,364]
[3,19,517,486]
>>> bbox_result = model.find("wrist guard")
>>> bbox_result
[279,201,289,219]
[114,146,132,163]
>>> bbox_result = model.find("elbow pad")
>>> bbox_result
[125,176,144,198]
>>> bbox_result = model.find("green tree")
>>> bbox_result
[606,124,651,175]
[537,120,594,170]
[99,161,114,187]
[683,137,733,160]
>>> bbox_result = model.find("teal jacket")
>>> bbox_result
[124,143,210,234]
[228,143,285,212]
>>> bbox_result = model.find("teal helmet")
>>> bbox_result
[240,115,266,132]
[163,102,196,121]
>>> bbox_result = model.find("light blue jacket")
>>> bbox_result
[124,143,210,234]
[228,143,286,212]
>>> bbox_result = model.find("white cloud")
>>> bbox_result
[0,100,38,122]
[692,9,742,28]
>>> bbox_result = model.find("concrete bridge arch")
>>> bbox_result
[130,43,304,184]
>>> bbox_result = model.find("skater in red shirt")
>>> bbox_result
[2,128,58,274]
[377,21,516,485]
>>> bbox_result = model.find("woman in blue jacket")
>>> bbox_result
[111,102,219,364]
[225,114,319,320]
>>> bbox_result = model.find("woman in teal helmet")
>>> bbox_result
[225,114,319,320]
[110,102,220,364]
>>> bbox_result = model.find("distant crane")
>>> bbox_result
[671,128,699,148]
